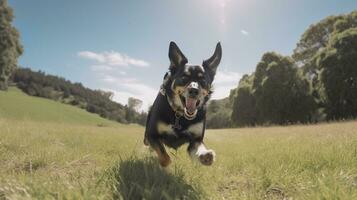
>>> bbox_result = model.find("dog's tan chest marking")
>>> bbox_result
[187,122,204,138]
[157,121,203,138]
[157,121,174,135]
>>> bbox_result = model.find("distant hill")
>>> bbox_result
[0,87,119,126]
[11,68,147,125]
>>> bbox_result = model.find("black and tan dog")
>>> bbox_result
[144,41,222,167]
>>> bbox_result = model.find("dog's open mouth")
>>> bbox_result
[180,95,200,119]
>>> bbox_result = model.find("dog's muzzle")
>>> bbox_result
[183,82,200,120]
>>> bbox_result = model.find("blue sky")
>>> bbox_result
[9,0,357,110]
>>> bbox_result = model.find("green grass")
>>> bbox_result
[0,88,357,199]
[0,87,116,125]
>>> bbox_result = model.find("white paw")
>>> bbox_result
[198,149,215,166]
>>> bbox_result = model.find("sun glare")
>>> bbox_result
[213,0,230,26]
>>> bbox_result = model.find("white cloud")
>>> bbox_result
[78,51,106,62]
[78,51,149,68]
[211,70,242,100]
[78,50,154,111]
[241,30,249,36]
[214,70,242,84]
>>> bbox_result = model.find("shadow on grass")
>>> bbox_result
[108,156,201,200]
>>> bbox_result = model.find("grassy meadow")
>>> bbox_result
[0,88,357,199]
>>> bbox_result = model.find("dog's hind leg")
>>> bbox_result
[154,143,171,167]
[143,109,171,166]
[149,140,171,167]
[188,141,215,166]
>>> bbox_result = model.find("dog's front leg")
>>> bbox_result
[188,141,216,166]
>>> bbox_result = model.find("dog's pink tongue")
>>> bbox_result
[185,97,197,114]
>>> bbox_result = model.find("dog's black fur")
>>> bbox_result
[144,41,222,166]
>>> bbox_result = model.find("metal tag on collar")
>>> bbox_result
[172,112,182,130]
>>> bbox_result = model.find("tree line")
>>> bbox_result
[11,68,147,125]
[207,10,357,128]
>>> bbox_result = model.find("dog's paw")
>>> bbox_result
[198,150,215,166]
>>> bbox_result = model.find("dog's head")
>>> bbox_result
[164,41,222,119]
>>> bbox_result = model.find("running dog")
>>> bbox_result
[144,41,222,167]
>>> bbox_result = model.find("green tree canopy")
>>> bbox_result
[252,52,316,124]
[293,11,357,74]
[0,0,23,90]
[314,28,357,119]
[231,74,257,126]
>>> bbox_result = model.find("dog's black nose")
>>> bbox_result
[188,88,199,97]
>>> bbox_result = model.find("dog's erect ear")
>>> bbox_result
[169,41,188,72]
[203,42,222,78]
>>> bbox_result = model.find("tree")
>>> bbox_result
[0,0,23,90]
[252,52,316,124]
[128,97,143,112]
[231,74,257,126]
[293,11,357,75]
[207,100,220,113]
[314,28,357,119]
[231,53,317,126]
[97,89,114,100]
[293,15,342,66]
[125,97,143,123]
[206,111,231,129]
[291,10,357,122]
